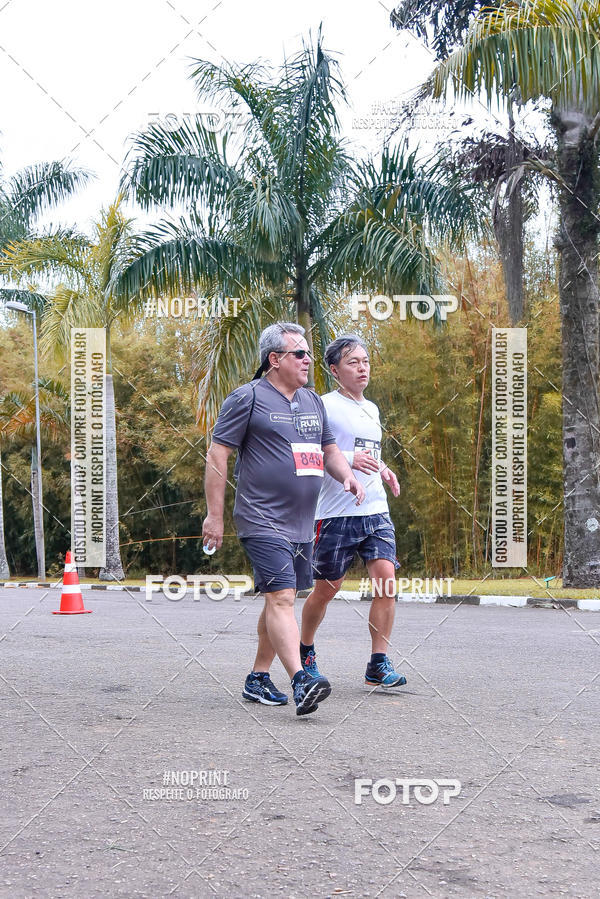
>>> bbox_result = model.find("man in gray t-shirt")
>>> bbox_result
[202,322,364,716]
[213,377,335,542]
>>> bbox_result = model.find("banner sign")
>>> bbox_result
[492,328,527,567]
[71,328,106,566]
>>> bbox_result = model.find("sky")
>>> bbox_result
[0,0,509,233]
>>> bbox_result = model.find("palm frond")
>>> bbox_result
[424,0,600,114]
[230,174,301,259]
[113,220,286,304]
[0,230,94,293]
[39,285,101,359]
[190,57,286,168]
[122,118,238,214]
[313,143,482,295]
[93,197,135,297]
[0,287,48,314]
[6,161,92,228]
[194,294,289,430]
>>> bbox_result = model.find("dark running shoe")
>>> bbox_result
[365,656,407,688]
[300,646,322,678]
[293,672,331,716]
[242,672,288,705]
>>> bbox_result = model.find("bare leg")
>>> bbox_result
[301,577,344,645]
[366,559,396,654]
[253,603,277,672]
[262,588,302,679]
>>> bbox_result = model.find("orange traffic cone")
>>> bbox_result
[53,551,92,614]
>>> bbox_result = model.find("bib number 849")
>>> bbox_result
[291,442,324,477]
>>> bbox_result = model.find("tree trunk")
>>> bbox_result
[31,444,46,579]
[554,108,600,587]
[493,103,525,324]
[99,372,125,581]
[294,262,315,387]
[0,451,9,579]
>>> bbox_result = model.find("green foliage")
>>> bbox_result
[0,237,564,578]
[0,160,91,251]
[423,0,600,114]
[365,245,562,577]
[119,31,483,426]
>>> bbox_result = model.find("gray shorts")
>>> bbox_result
[240,535,314,593]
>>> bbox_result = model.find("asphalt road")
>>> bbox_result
[1,586,599,899]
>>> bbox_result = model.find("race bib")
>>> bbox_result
[291,442,324,477]
[354,437,381,463]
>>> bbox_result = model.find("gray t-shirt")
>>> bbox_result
[212,378,336,541]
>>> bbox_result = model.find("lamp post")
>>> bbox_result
[5,300,45,578]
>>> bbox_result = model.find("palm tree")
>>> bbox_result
[421,0,600,586]
[117,31,482,426]
[0,199,140,580]
[0,158,90,578]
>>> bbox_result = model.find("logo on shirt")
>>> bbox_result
[270,412,321,438]
[295,413,321,438]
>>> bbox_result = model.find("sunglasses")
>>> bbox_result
[278,349,312,360]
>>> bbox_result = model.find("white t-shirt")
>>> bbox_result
[315,390,389,519]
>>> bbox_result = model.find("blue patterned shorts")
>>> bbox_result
[312,513,399,581]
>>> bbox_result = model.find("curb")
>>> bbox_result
[0,581,146,592]
[337,590,600,612]
[2,582,600,611]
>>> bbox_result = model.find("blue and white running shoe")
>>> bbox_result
[365,656,407,688]
[242,672,288,705]
[293,673,331,716]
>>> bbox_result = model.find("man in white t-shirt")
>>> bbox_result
[300,334,407,688]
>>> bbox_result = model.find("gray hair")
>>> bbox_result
[259,322,305,364]
[324,333,368,369]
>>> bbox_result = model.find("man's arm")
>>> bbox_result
[348,449,400,497]
[380,461,400,497]
[323,443,366,505]
[202,441,234,549]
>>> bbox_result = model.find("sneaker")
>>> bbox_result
[300,646,322,678]
[242,672,288,705]
[293,672,331,716]
[365,656,407,688]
